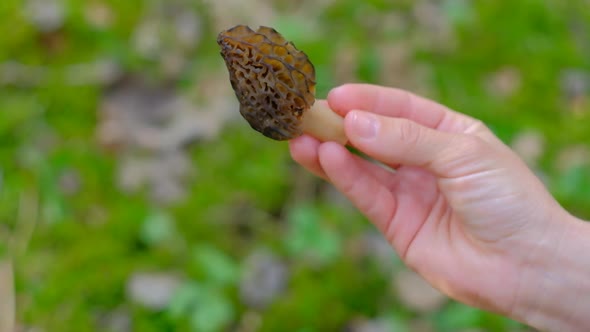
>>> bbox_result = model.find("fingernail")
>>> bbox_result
[351,111,378,139]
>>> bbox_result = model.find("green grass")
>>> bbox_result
[1,0,589,331]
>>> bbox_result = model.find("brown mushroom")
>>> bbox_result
[217,25,346,144]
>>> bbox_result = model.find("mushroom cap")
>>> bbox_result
[217,25,316,140]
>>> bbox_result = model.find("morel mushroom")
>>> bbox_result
[217,25,346,144]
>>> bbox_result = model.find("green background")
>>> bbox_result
[1,0,589,331]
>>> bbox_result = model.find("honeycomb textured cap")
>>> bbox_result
[217,25,316,140]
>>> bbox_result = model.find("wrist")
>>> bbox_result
[513,212,590,331]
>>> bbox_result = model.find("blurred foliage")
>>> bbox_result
[0,0,589,331]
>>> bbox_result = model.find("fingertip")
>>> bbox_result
[317,141,352,175]
[344,109,359,129]
[318,140,347,157]
[344,110,381,149]
[289,134,330,179]
[327,84,362,116]
[327,84,347,101]
[290,133,318,148]
[289,134,320,163]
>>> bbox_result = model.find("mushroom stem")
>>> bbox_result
[300,101,347,145]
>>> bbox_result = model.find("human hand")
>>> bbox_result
[289,84,587,328]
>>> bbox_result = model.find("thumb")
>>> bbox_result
[345,110,489,177]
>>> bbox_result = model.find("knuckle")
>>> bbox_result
[464,119,489,135]
[396,119,422,147]
[362,191,381,219]
[433,134,492,177]
[460,135,488,155]
[340,174,360,198]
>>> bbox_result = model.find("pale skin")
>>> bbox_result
[289,84,590,331]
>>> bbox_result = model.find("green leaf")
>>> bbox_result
[285,204,342,265]
[168,282,202,318]
[168,282,234,332]
[0,242,7,259]
[190,288,234,332]
[555,165,590,197]
[272,16,317,43]
[140,209,177,246]
[442,0,475,26]
[357,46,380,83]
[435,302,482,331]
[193,245,238,286]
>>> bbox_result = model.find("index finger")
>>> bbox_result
[327,84,480,134]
